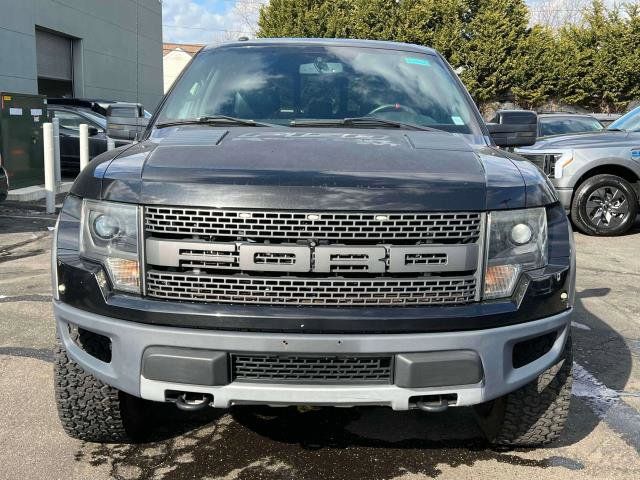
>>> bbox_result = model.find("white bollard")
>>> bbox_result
[107,137,116,151]
[43,123,56,214]
[52,117,61,183]
[79,124,89,171]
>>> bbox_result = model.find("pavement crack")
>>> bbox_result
[0,294,52,303]
[578,266,640,278]
[0,347,54,363]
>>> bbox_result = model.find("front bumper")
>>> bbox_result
[55,301,572,410]
[555,187,573,211]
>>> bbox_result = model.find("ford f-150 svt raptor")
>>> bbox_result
[52,39,575,447]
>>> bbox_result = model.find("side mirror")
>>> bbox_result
[106,103,149,141]
[87,126,99,136]
[487,110,537,148]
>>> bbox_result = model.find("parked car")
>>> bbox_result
[589,112,622,127]
[537,113,604,137]
[52,38,575,447]
[516,105,640,235]
[0,165,8,201]
[47,99,132,176]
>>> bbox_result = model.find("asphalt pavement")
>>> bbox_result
[0,199,638,480]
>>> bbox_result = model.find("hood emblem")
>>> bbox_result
[375,215,389,221]
[307,214,320,221]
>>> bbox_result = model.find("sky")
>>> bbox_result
[161,0,605,45]
[161,0,267,45]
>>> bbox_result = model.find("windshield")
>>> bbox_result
[609,106,640,131]
[539,116,603,137]
[155,45,486,143]
[82,110,107,128]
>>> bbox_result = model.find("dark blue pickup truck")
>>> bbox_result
[51,38,575,447]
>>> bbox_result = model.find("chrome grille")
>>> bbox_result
[231,354,393,384]
[146,271,477,306]
[144,207,482,243]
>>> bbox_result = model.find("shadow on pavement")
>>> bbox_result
[0,199,60,236]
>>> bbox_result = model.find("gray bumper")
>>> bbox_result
[555,187,573,211]
[54,301,571,410]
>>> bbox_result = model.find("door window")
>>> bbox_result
[52,111,97,132]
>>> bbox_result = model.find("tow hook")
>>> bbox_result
[415,397,450,413]
[173,392,213,412]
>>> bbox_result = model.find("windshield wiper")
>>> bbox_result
[156,115,272,128]
[290,116,438,131]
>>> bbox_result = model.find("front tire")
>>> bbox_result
[474,335,573,447]
[54,337,145,443]
[571,174,638,236]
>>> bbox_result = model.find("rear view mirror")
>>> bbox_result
[106,103,149,141]
[487,110,537,148]
[87,126,99,136]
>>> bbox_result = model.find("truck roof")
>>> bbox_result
[202,37,438,55]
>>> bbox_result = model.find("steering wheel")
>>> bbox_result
[367,103,417,116]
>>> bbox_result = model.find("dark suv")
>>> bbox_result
[52,39,575,447]
[47,99,132,176]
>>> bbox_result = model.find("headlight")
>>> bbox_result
[80,200,140,293]
[483,208,547,299]
[553,152,573,179]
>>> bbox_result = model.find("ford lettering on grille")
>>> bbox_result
[143,207,485,306]
[146,239,479,274]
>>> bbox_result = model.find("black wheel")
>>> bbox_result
[54,336,146,443]
[571,174,638,236]
[474,335,573,447]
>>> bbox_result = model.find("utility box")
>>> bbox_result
[0,93,47,189]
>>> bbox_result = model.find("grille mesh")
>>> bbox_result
[231,354,393,384]
[146,271,477,306]
[145,207,482,243]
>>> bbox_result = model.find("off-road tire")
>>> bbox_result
[571,174,638,236]
[54,336,144,443]
[474,335,573,447]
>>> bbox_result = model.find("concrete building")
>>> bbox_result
[0,0,164,111]
[163,43,203,93]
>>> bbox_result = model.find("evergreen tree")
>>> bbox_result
[256,0,639,111]
[458,0,529,104]
[511,25,557,109]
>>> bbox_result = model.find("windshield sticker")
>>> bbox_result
[451,116,465,125]
[632,149,640,159]
[404,57,430,66]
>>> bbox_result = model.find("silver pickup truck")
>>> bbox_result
[516,106,640,236]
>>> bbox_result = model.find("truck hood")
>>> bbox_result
[523,130,630,150]
[73,126,555,211]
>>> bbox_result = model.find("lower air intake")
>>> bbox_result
[231,354,394,384]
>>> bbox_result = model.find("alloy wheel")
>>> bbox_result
[585,186,630,228]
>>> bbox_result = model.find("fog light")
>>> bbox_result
[484,264,521,299]
[105,258,140,293]
[510,223,533,245]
